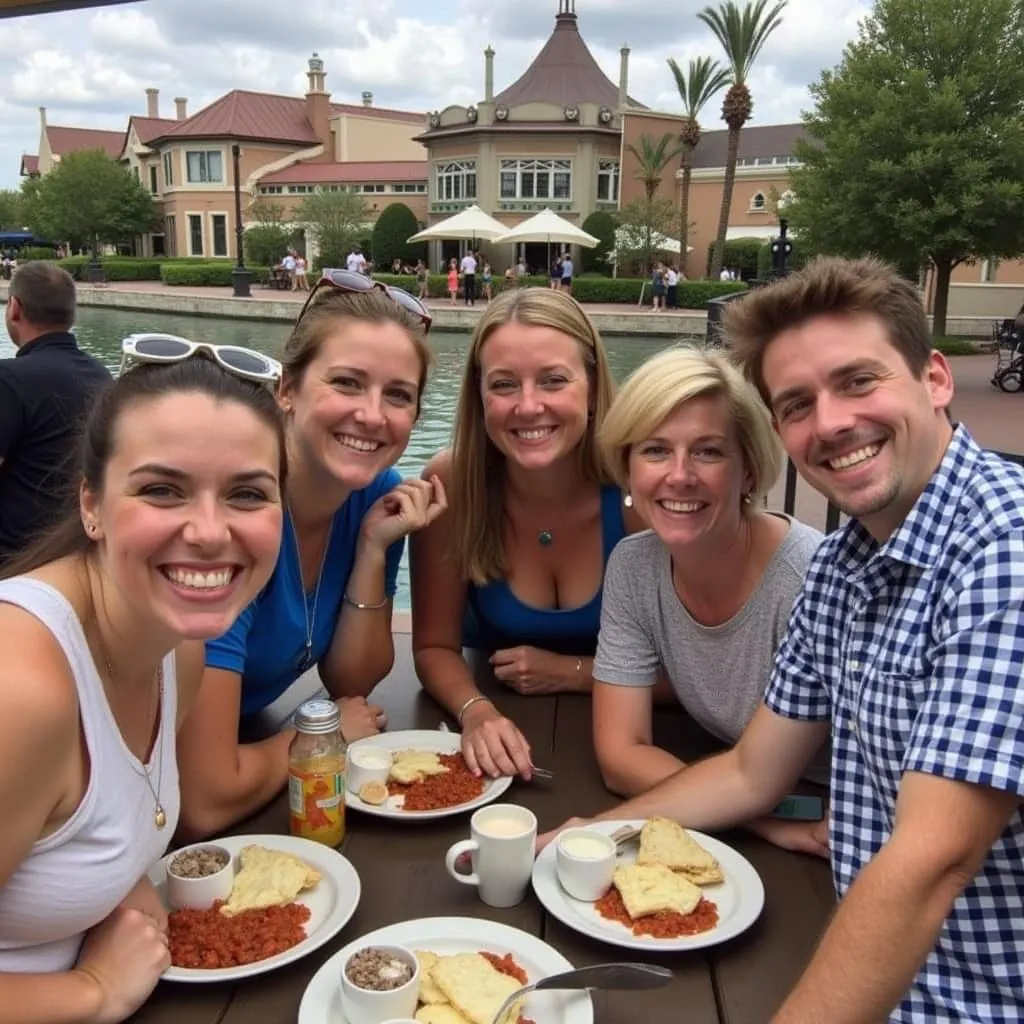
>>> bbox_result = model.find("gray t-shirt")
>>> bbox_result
[594,516,830,783]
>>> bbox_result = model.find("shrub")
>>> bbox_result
[18,246,60,261]
[371,203,426,270]
[707,237,763,279]
[245,224,296,267]
[580,211,616,275]
[160,262,270,286]
[932,336,977,355]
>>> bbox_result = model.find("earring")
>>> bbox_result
[742,494,753,505]
[624,494,633,508]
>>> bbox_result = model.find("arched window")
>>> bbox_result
[750,191,767,211]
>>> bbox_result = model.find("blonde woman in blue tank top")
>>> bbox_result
[0,347,284,1023]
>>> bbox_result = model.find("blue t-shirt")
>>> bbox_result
[206,468,404,718]
[463,485,627,656]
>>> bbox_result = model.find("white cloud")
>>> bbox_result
[0,0,870,188]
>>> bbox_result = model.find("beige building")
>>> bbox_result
[22,55,428,261]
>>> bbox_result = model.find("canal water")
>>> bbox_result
[1,306,674,607]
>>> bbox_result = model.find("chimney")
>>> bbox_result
[174,97,188,120]
[305,53,332,162]
[618,46,630,109]
[361,91,373,107]
[39,105,47,130]
[484,46,495,102]
[145,87,159,118]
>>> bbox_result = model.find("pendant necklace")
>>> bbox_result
[95,629,167,830]
[290,506,334,672]
[537,529,554,547]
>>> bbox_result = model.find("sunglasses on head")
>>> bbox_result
[120,334,282,389]
[297,268,432,333]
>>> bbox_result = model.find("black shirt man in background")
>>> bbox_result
[0,262,111,564]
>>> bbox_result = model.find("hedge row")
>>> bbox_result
[160,263,272,286]
[372,273,747,308]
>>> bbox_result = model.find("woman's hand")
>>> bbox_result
[750,816,830,859]
[460,700,533,780]
[115,875,167,935]
[73,905,171,1024]
[337,696,387,741]
[490,646,585,695]
[360,476,447,554]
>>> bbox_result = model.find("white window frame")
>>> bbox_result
[259,185,284,195]
[162,151,175,188]
[980,258,999,283]
[749,191,768,212]
[499,159,572,201]
[596,159,619,202]
[186,212,204,256]
[435,161,477,202]
[149,164,159,195]
[185,148,224,185]
[209,212,229,258]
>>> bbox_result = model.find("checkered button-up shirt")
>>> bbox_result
[767,426,1024,1022]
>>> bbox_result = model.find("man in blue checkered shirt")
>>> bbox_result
[542,257,1024,1021]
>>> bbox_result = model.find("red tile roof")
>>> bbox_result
[20,154,39,176]
[259,160,427,184]
[46,125,125,160]
[691,123,806,168]
[129,115,179,146]
[146,90,422,146]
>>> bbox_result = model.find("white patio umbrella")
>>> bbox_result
[407,205,508,244]
[491,208,600,248]
[613,225,692,257]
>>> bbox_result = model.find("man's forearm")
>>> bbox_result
[598,744,685,798]
[594,748,777,828]
[773,843,963,1022]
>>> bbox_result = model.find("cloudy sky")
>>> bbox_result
[0,0,871,190]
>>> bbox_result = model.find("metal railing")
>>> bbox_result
[782,449,1024,534]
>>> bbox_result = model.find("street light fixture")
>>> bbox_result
[770,190,795,278]
[231,142,252,298]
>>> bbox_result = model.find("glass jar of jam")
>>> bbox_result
[288,699,346,847]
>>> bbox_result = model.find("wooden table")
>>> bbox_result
[131,643,835,1023]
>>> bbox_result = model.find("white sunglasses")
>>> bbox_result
[120,333,282,388]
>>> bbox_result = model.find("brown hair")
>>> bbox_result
[449,288,615,585]
[10,261,76,329]
[725,256,932,406]
[281,290,432,414]
[1,357,285,580]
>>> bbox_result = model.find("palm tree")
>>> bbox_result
[625,133,683,273]
[667,55,730,273]
[699,0,787,279]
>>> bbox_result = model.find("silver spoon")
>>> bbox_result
[490,962,673,1024]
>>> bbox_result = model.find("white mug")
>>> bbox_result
[444,804,537,908]
[555,827,616,902]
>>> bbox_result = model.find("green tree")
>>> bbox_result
[614,198,680,276]
[699,0,787,279]
[295,188,372,268]
[371,202,426,269]
[580,210,617,274]
[0,189,24,231]
[30,150,160,255]
[624,133,683,273]
[244,198,296,267]
[788,0,1024,335]
[667,56,730,265]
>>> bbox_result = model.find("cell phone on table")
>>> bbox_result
[770,794,825,821]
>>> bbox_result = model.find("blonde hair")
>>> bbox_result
[449,288,616,584]
[600,345,782,511]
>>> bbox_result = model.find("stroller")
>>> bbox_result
[991,319,1023,393]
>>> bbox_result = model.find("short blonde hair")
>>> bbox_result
[450,288,616,584]
[600,345,782,510]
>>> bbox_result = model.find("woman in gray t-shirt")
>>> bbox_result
[595,346,829,855]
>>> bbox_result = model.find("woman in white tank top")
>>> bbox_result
[0,338,285,1024]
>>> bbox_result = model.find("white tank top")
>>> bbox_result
[0,578,180,973]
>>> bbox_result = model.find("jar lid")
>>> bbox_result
[294,698,341,735]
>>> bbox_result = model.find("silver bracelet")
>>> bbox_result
[342,592,388,611]
[456,695,492,727]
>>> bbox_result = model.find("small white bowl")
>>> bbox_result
[556,827,617,902]
[339,944,420,1024]
[165,843,234,911]
[347,745,394,797]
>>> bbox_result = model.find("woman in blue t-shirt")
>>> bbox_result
[177,282,444,837]
[411,289,641,781]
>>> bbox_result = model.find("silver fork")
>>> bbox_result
[609,824,642,847]
[490,962,672,1024]
[439,721,554,780]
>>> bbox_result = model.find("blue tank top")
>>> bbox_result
[463,485,626,656]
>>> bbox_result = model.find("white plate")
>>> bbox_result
[532,820,764,952]
[345,730,512,821]
[298,915,594,1024]
[151,834,361,983]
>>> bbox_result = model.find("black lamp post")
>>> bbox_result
[231,142,251,298]
[770,194,794,278]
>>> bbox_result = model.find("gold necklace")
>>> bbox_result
[94,629,167,830]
